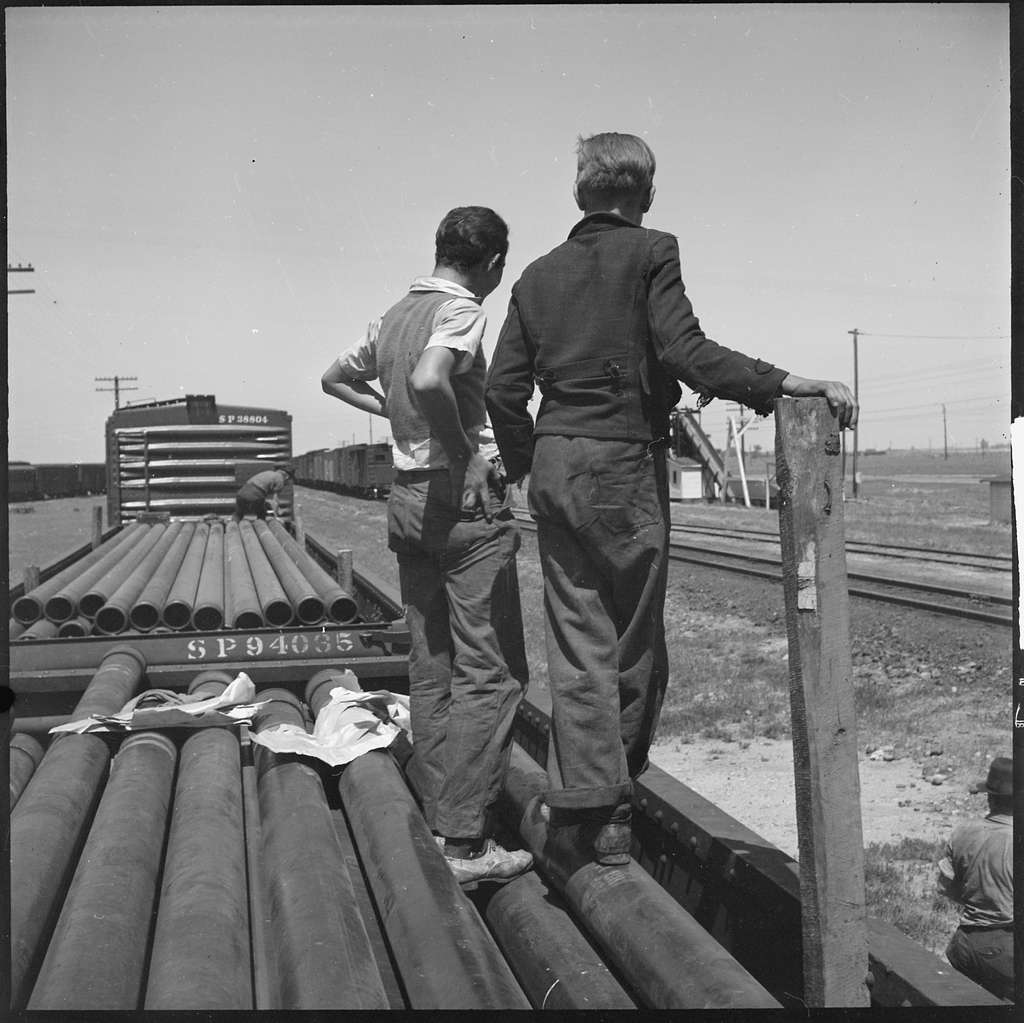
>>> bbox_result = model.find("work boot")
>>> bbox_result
[593,802,632,866]
[544,802,633,873]
[444,838,533,889]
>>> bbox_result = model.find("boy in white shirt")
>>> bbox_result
[321,207,531,886]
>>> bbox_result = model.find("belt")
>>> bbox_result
[394,468,450,483]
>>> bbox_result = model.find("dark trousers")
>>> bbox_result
[947,925,1014,1001]
[528,435,670,810]
[388,471,528,839]
[234,483,267,521]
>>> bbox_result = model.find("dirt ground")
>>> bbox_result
[648,735,986,860]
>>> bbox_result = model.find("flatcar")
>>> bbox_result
[5,397,1001,1012]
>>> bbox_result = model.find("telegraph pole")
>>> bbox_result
[7,263,35,295]
[95,375,139,409]
[847,328,860,498]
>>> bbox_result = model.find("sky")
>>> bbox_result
[5,4,1010,465]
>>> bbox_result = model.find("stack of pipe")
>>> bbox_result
[11,645,148,1008]
[304,673,531,1010]
[499,747,782,1009]
[11,517,359,639]
[251,688,391,1009]
[11,523,146,626]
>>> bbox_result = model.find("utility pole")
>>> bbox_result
[95,375,138,409]
[847,328,860,499]
[942,404,948,460]
[7,263,35,295]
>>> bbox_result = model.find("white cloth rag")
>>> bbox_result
[249,676,411,767]
[50,673,266,734]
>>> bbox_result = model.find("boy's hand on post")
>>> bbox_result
[780,374,859,429]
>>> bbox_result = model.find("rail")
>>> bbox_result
[511,512,1012,628]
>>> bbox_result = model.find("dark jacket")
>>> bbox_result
[485,212,788,481]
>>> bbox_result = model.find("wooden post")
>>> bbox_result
[23,565,41,594]
[92,505,104,548]
[774,397,869,1007]
[294,512,306,551]
[335,549,353,593]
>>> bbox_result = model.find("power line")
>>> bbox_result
[867,395,1005,415]
[95,375,139,409]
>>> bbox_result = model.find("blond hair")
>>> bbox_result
[575,132,656,207]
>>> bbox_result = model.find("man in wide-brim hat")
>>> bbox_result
[936,756,1013,1000]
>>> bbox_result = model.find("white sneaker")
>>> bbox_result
[445,838,533,887]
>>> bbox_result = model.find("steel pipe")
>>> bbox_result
[305,680,529,1009]
[254,519,325,624]
[240,520,294,628]
[10,617,26,639]
[11,714,76,734]
[180,673,277,1009]
[9,733,45,808]
[187,669,236,697]
[328,793,408,1008]
[17,619,60,640]
[10,646,147,1008]
[13,523,144,625]
[502,747,781,1010]
[129,520,196,630]
[484,870,637,1009]
[267,518,358,623]
[95,521,185,635]
[28,732,178,1010]
[161,521,209,629]
[145,727,252,1010]
[224,519,263,630]
[252,688,388,1008]
[57,616,93,638]
[43,524,154,623]
[80,524,169,619]
[192,520,226,631]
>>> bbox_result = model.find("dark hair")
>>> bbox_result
[435,206,509,272]
[575,132,656,207]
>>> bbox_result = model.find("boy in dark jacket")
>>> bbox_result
[485,132,857,866]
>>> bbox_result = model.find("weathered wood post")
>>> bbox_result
[335,548,353,592]
[92,504,104,548]
[774,397,870,1007]
[23,565,41,594]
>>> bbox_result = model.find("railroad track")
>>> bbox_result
[669,521,1012,573]
[511,511,1012,628]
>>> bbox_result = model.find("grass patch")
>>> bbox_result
[863,837,960,957]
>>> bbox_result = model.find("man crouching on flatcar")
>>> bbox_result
[320,206,532,888]
[234,464,295,521]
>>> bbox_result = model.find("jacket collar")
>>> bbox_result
[567,211,642,240]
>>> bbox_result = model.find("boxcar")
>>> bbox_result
[105,395,292,524]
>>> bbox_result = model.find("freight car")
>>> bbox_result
[105,395,293,524]
[295,441,393,499]
[7,462,108,502]
[5,401,1003,1012]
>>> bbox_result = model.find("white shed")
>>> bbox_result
[667,456,706,501]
